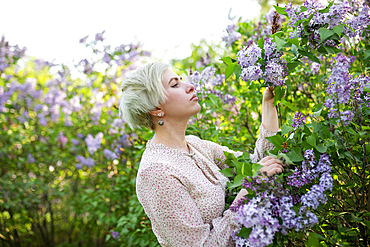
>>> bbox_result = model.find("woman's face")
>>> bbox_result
[160,68,201,120]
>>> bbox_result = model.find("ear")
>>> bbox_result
[149,108,164,117]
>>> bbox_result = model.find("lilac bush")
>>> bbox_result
[229,145,333,246]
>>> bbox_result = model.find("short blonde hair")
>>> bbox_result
[119,62,170,130]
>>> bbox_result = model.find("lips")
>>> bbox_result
[190,94,199,101]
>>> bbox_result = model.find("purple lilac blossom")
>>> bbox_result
[27,153,36,163]
[263,62,286,86]
[76,156,95,168]
[103,149,118,160]
[95,31,105,42]
[287,167,309,188]
[324,54,369,125]
[85,132,103,154]
[189,66,236,104]
[291,112,305,129]
[310,62,321,74]
[111,231,120,240]
[344,5,370,37]
[301,184,327,209]
[222,24,242,46]
[237,44,262,68]
[57,132,68,144]
[79,35,89,43]
[320,172,333,191]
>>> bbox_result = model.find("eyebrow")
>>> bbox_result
[168,76,180,84]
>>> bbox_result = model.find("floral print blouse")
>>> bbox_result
[136,124,277,247]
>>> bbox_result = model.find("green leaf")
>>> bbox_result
[280,100,296,111]
[288,38,300,47]
[230,174,244,189]
[307,136,316,147]
[281,125,294,135]
[319,28,336,42]
[287,147,304,162]
[287,61,302,71]
[265,134,285,149]
[273,5,287,16]
[225,63,235,80]
[258,37,264,49]
[241,163,253,177]
[237,227,252,238]
[252,163,263,177]
[315,143,327,153]
[220,57,233,65]
[308,232,319,247]
[290,44,297,56]
[234,64,242,80]
[219,168,233,177]
[333,25,343,36]
[364,50,370,60]
[275,36,287,51]
[277,152,294,165]
[274,86,285,106]
[209,94,219,106]
[313,104,324,117]
[299,49,320,63]
[363,221,370,227]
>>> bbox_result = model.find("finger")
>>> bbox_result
[260,165,281,176]
[259,156,275,163]
[260,158,283,167]
[268,167,283,176]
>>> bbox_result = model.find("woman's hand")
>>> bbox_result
[263,87,275,105]
[258,156,284,176]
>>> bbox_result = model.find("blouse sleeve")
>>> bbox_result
[203,123,278,166]
[249,123,279,163]
[136,164,240,247]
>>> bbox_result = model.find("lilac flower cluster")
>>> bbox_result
[222,24,242,47]
[0,36,26,72]
[291,112,305,129]
[76,155,95,168]
[343,5,370,38]
[85,132,104,155]
[324,54,370,125]
[285,0,369,47]
[232,150,333,246]
[237,38,287,87]
[189,66,236,104]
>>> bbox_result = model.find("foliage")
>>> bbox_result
[0,33,158,246]
[213,0,370,246]
[1,0,370,246]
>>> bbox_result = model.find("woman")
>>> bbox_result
[119,62,284,246]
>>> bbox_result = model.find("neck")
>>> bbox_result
[151,118,189,152]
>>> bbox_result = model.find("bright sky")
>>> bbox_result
[1,0,260,67]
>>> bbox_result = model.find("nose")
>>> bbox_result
[187,83,195,93]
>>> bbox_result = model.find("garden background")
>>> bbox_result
[1,0,369,246]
